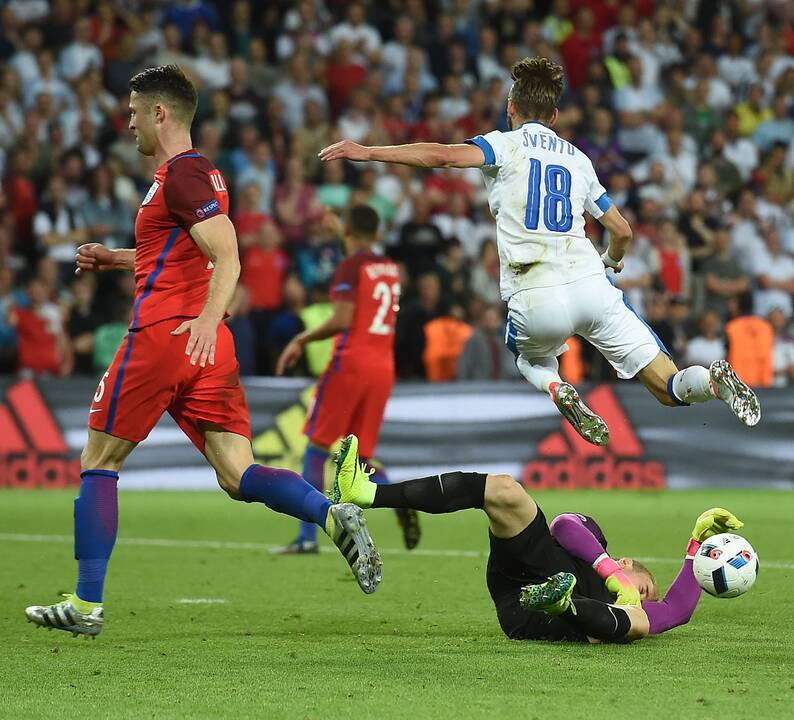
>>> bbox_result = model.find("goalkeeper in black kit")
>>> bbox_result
[332,434,744,643]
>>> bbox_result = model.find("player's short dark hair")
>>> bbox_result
[346,205,380,239]
[509,57,564,122]
[129,65,197,126]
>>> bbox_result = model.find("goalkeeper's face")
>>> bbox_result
[128,91,156,157]
[619,558,659,602]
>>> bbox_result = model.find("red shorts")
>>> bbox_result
[304,366,393,458]
[89,318,251,454]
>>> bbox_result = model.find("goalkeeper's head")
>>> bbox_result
[618,558,659,602]
[128,65,198,157]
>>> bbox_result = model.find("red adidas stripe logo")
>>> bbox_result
[0,380,78,488]
[522,385,666,490]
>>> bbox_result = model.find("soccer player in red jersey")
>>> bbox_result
[276,205,420,553]
[24,66,381,639]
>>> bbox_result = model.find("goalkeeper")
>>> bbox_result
[333,434,743,643]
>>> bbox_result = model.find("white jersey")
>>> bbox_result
[466,121,612,300]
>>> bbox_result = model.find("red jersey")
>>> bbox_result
[240,246,289,310]
[131,149,229,330]
[329,252,400,374]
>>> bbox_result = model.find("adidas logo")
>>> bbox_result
[0,379,80,488]
[522,385,666,490]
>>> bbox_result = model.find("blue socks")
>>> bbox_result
[297,446,328,543]
[239,464,331,528]
[74,470,119,603]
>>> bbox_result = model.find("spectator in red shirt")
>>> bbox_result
[240,219,290,374]
[234,181,271,243]
[657,219,690,297]
[10,276,69,376]
[326,39,367,118]
[560,7,602,91]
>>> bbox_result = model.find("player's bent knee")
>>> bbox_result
[621,605,650,642]
[485,474,536,514]
[216,471,241,500]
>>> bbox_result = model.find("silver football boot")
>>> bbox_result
[709,359,761,427]
[25,594,104,638]
[328,503,382,594]
[551,382,610,446]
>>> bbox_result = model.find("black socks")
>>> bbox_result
[561,597,632,641]
[372,472,487,514]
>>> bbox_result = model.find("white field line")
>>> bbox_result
[1,533,792,570]
[175,598,228,605]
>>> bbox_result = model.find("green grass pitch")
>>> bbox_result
[2,488,793,719]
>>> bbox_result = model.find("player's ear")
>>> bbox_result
[153,102,165,125]
[549,108,559,126]
[618,557,633,569]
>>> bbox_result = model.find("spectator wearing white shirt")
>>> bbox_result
[722,110,759,181]
[25,49,74,111]
[717,33,755,89]
[33,175,88,280]
[272,53,327,128]
[685,310,726,367]
[328,3,381,63]
[683,55,732,111]
[730,189,767,275]
[754,229,794,319]
[381,16,416,80]
[768,307,794,387]
[476,27,504,83]
[431,192,476,257]
[438,75,470,122]
[193,33,231,91]
[7,0,48,23]
[337,88,373,144]
[613,56,663,157]
[58,18,103,82]
[653,129,697,196]
[237,141,276,215]
[9,25,42,87]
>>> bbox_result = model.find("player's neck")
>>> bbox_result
[154,131,194,167]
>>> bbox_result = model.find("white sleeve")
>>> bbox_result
[464,129,507,168]
[33,211,51,238]
[582,159,613,219]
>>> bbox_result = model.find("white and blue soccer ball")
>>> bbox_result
[693,533,759,598]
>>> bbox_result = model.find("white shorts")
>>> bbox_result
[505,273,668,379]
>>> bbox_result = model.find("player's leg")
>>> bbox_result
[290,442,330,552]
[25,324,173,637]
[200,429,381,593]
[638,352,761,426]
[508,287,609,446]
[351,371,422,550]
[332,433,532,538]
[520,572,649,643]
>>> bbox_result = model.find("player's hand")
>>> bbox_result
[600,250,624,274]
[318,140,371,163]
[171,315,218,368]
[691,508,743,543]
[276,338,303,376]
[604,572,642,607]
[75,243,115,275]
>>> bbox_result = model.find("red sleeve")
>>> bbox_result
[330,257,359,302]
[163,158,226,231]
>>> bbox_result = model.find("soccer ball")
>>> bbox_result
[693,533,759,598]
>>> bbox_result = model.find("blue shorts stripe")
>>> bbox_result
[331,330,349,373]
[505,315,519,358]
[104,333,135,434]
[464,136,496,166]
[305,373,331,436]
[621,292,672,358]
[129,227,181,331]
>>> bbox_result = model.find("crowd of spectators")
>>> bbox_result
[0,0,792,387]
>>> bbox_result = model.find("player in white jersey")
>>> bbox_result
[318,57,760,445]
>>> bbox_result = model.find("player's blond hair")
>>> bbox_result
[509,57,564,123]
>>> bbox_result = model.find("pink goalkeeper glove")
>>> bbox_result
[593,554,641,606]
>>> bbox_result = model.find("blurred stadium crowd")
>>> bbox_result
[0,0,792,386]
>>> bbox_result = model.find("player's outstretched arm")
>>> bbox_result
[75,243,135,274]
[597,205,633,273]
[275,301,354,376]
[641,508,743,635]
[549,513,642,606]
[318,139,486,169]
[171,214,240,367]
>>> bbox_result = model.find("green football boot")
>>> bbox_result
[520,572,577,615]
[331,434,376,508]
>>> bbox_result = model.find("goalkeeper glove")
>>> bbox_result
[593,554,641,606]
[691,507,743,543]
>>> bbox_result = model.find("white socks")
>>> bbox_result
[669,366,716,405]
[517,355,562,394]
